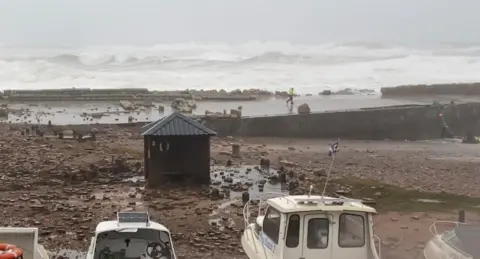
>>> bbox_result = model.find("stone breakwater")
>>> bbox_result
[0,88,291,102]
[201,103,480,140]
[7,100,479,141]
[381,82,480,96]
[37,102,479,141]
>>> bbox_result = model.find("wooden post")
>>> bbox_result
[242,192,250,205]
[260,158,270,169]
[232,144,240,157]
[458,210,466,223]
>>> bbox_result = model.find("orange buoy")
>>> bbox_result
[0,244,23,259]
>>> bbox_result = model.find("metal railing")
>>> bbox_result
[373,235,382,259]
[242,192,289,229]
[429,221,466,236]
[242,192,289,257]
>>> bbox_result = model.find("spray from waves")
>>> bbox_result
[1,41,480,93]
[0,41,428,66]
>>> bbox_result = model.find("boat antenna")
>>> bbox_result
[147,206,151,226]
[308,185,314,197]
[321,139,340,199]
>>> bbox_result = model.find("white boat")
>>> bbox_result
[86,212,177,259]
[0,227,49,259]
[241,192,382,259]
[424,221,479,259]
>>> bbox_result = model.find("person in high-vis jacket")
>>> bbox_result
[286,87,294,105]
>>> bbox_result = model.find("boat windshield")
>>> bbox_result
[441,229,466,254]
[94,228,173,259]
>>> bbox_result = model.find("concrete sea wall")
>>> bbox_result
[203,103,480,140]
[381,82,480,96]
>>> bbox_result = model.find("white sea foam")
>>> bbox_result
[1,41,480,94]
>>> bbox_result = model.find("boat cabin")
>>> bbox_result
[242,195,381,259]
[87,212,177,259]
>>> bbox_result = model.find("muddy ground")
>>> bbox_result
[1,123,480,259]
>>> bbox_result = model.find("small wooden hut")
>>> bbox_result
[141,112,217,187]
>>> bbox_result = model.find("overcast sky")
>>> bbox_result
[0,0,478,46]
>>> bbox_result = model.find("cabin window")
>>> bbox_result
[307,218,329,249]
[286,214,300,248]
[339,214,365,247]
[263,207,281,244]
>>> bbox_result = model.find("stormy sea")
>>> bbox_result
[1,41,480,95]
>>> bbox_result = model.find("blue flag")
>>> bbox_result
[328,141,339,157]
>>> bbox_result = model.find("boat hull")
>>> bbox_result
[241,226,267,259]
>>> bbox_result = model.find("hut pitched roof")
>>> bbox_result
[141,112,217,136]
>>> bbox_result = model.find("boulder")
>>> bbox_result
[179,106,193,114]
[186,99,197,109]
[171,98,196,113]
[319,90,332,95]
[171,98,183,110]
[230,109,242,118]
[334,88,354,95]
[297,103,311,114]
[119,100,135,110]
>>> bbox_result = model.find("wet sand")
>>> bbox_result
[1,121,480,259]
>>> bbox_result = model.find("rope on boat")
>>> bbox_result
[321,140,339,198]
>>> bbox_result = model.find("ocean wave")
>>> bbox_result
[3,41,480,66]
[0,41,480,93]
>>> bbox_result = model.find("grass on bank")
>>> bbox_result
[326,177,480,212]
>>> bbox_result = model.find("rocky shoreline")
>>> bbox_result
[0,123,479,259]
[0,87,381,104]
[3,81,479,104]
[0,88,286,102]
[0,97,242,125]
